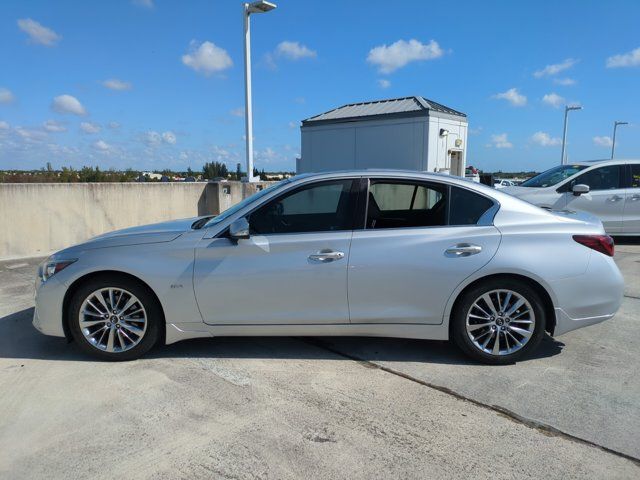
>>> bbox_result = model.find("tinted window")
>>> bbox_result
[366,182,447,229]
[249,180,354,234]
[449,187,495,225]
[631,164,640,188]
[572,165,622,191]
[521,164,587,188]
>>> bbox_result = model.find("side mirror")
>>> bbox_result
[229,218,250,240]
[572,184,590,196]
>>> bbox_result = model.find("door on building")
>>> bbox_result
[450,150,464,177]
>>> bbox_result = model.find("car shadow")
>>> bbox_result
[613,236,640,245]
[0,307,564,365]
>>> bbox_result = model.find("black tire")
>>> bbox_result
[68,274,161,361]
[451,278,546,365]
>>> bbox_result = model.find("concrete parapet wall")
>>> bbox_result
[0,181,274,260]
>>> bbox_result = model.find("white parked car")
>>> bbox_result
[503,159,640,235]
[494,179,516,189]
[33,170,623,364]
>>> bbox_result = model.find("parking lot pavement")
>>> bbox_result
[1,248,639,479]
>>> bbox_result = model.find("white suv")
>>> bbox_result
[503,159,640,235]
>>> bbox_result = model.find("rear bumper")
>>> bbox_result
[550,252,624,336]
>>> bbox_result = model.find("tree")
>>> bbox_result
[202,162,229,179]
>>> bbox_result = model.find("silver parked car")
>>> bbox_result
[33,170,624,364]
[503,159,640,235]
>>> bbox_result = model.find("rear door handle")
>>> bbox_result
[631,194,640,201]
[610,195,624,202]
[445,243,482,257]
[308,250,345,262]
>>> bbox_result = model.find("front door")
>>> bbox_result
[193,179,358,325]
[562,164,626,233]
[348,179,501,324]
[623,163,640,234]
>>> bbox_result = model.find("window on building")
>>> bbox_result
[249,180,355,234]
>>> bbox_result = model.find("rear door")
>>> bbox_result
[623,163,640,234]
[347,179,501,325]
[561,164,626,233]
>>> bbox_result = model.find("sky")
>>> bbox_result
[0,0,639,173]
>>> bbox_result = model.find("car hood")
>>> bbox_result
[57,216,211,255]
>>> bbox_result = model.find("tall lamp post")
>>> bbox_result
[243,1,277,182]
[611,121,628,159]
[560,105,582,165]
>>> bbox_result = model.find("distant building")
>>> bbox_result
[298,96,468,176]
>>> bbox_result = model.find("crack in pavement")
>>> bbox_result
[301,337,640,468]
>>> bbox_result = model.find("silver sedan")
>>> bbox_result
[33,170,624,364]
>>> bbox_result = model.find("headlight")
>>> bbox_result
[40,257,77,282]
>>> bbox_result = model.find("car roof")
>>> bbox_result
[569,158,640,167]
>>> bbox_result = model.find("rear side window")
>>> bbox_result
[449,187,495,225]
[631,164,640,188]
[367,182,447,229]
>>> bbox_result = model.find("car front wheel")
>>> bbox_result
[68,275,161,361]
[451,278,546,364]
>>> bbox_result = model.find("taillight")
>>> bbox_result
[572,234,615,257]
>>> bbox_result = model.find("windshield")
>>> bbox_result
[203,180,289,228]
[521,164,587,188]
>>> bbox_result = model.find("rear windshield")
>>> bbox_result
[521,164,587,188]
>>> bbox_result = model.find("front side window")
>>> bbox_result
[571,165,622,191]
[249,180,355,234]
[521,164,587,188]
[366,181,447,229]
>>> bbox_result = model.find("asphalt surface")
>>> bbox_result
[1,241,639,479]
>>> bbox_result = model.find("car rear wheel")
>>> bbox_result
[451,278,546,364]
[68,275,161,361]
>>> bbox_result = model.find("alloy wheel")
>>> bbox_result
[465,289,536,356]
[78,287,148,353]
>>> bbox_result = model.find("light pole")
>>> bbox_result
[560,105,582,165]
[242,1,277,183]
[611,121,628,159]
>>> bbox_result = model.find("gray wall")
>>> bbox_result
[0,181,273,260]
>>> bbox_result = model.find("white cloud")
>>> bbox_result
[294,96,305,104]
[534,58,578,78]
[493,88,527,107]
[107,121,121,129]
[145,130,176,146]
[162,131,177,144]
[367,39,444,74]
[0,121,10,130]
[80,122,101,134]
[469,126,483,136]
[606,47,640,68]
[487,133,513,149]
[230,107,244,117]
[15,127,48,143]
[0,88,15,104]
[593,136,613,147]
[542,92,565,108]
[554,77,576,86]
[288,121,298,129]
[182,40,232,75]
[17,18,61,47]
[43,120,66,132]
[133,0,154,8]
[377,79,391,89]
[275,41,317,60]
[93,140,110,151]
[51,94,86,115]
[102,79,132,91]
[531,131,561,147]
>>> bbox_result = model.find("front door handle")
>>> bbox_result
[445,243,482,257]
[610,195,624,202]
[631,194,640,201]
[308,250,345,262]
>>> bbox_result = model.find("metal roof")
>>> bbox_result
[302,96,466,125]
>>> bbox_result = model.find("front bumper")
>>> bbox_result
[32,275,66,338]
